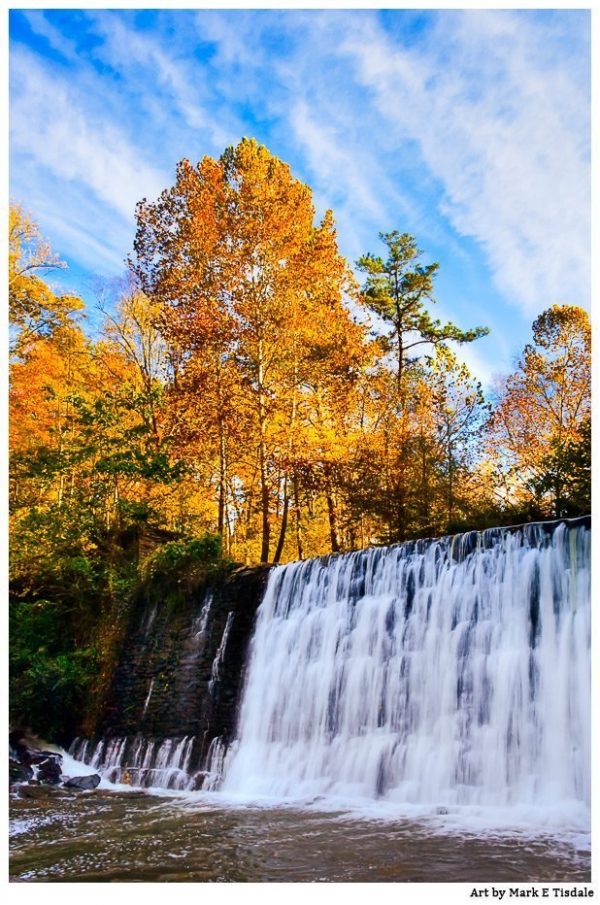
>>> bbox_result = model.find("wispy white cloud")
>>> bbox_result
[286,97,442,270]
[10,47,168,223]
[289,103,383,218]
[336,10,590,316]
[22,10,79,62]
[87,11,237,150]
[194,10,263,68]
[11,168,130,274]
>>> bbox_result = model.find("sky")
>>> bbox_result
[9,7,591,385]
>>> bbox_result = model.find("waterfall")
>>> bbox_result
[70,734,202,789]
[209,611,234,695]
[221,520,590,820]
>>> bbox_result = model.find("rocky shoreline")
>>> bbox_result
[9,730,101,795]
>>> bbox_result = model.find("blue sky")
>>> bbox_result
[9,8,590,384]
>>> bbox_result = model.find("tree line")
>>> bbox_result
[10,138,591,579]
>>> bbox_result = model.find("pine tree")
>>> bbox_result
[357,231,488,390]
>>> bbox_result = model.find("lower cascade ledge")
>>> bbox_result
[69,734,229,791]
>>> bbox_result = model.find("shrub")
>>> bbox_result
[142,533,223,582]
[10,599,98,742]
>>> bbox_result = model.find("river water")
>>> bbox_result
[9,786,590,883]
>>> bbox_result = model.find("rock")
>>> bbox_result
[30,753,63,785]
[62,773,101,790]
[9,731,35,767]
[435,806,449,815]
[9,731,67,787]
[16,782,69,799]
[9,759,33,785]
[29,749,63,763]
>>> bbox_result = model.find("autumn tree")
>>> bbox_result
[10,323,92,516]
[9,224,188,741]
[131,138,364,562]
[10,278,186,602]
[95,280,178,462]
[427,348,489,531]
[342,346,490,543]
[489,304,591,518]
[9,204,83,354]
[344,362,418,543]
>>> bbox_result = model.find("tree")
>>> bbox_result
[9,204,83,354]
[343,353,488,544]
[489,304,590,518]
[96,281,173,450]
[131,138,363,562]
[10,323,92,514]
[427,348,489,531]
[357,231,488,390]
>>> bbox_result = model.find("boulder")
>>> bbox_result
[30,753,63,785]
[15,782,69,800]
[9,732,66,787]
[9,731,34,767]
[62,773,101,790]
[9,759,33,785]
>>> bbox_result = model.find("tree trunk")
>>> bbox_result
[259,438,270,562]
[397,332,404,392]
[257,339,270,563]
[273,474,289,564]
[293,469,304,560]
[394,296,404,394]
[217,414,227,544]
[326,483,340,553]
[446,432,455,527]
[419,432,430,532]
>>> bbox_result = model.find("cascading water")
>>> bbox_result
[69,734,204,790]
[209,611,234,695]
[221,519,590,825]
